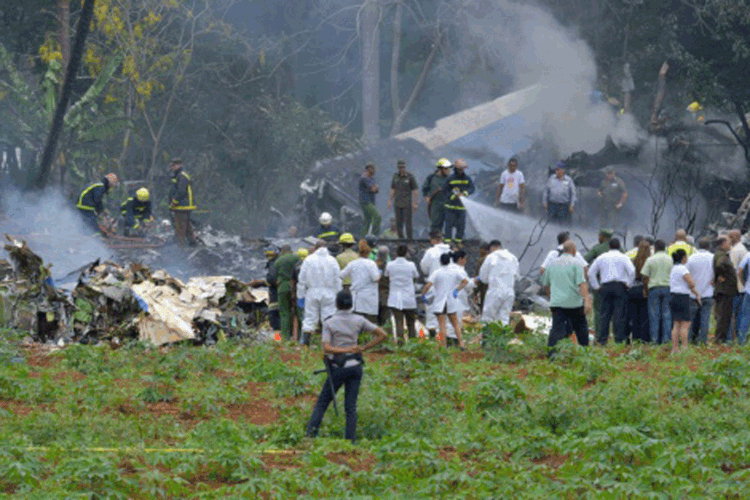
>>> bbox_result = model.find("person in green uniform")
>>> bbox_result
[274,245,301,340]
[597,166,627,230]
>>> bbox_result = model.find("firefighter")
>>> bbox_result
[168,158,197,246]
[120,187,153,236]
[317,212,340,242]
[76,173,119,235]
[442,158,475,245]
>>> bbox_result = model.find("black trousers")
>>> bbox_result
[443,209,466,242]
[597,281,628,345]
[307,363,363,442]
[549,306,589,348]
[715,293,735,343]
[626,284,650,343]
[394,206,413,239]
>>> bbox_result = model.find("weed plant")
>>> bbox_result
[2,329,750,497]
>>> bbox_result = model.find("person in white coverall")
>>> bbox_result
[341,240,381,323]
[478,239,520,325]
[297,240,343,346]
[419,230,452,338]
[423,252,470,348]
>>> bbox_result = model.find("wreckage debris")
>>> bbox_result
[2,237,268,346]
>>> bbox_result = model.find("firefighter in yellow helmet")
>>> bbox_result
[120,187,154,236]
[168,158,197,246]
[76,173,119,235]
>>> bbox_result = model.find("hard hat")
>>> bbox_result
[319,212,333,225]
[105,173,119,187]
[687,101,703,113]
[339,232,355,244]
[436,158,452,168]
[454,158,468,168]
[297,248,309,258]
[136,187,150,202]
[265,246,279,259]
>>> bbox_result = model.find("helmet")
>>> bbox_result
[687,101,702,113]
[319,212,333,225]
[136,187,150,202]
[297,248,309,258]
[339,232,355,244]
[436,158,452,168]
[454,158,467,169]
[265,246,279,259]
[105,173,119,187]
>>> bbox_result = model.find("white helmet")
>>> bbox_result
[319,212,333,225]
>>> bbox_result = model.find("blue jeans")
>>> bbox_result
[732,293,746,342]
[547,202,571,224]
[647,287,671,344]
[690,296,713,345]
[736,294,750,345]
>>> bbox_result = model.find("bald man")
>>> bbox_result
[541,240,592,351]
[667,229,695,258]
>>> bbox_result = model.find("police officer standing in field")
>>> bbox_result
[306,289,387,443]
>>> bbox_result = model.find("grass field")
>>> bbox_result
[1,325,750,498]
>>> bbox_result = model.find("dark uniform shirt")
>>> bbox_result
[585,240,612,264]
[77,177,112,214]
[170,168,196,210]
[714,249,738,296]
[599,176,626,209]
[422,171,448,205]
[443,172,476,210]
[120,197,153,228]
[391,172,418,208]
[317,224,340,242]
[359,175,377,205]
[266,258,279,309]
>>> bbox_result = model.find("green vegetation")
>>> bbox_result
[2,326,750,497]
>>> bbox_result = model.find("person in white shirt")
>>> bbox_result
[422,252,470,349]
[729,229,748,341]
[297,240,344,346]
[669,249,701,354]
[686,238,714,344]
[588,238,635,344]
[341,240,381,323]
[541,231,588,274]
[419,230,451,338]
[445,249,473,346]
[495,157,525,212]
[478,240,520,325]
[385,244,420,342]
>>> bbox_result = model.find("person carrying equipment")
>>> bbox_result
[77,173,119,235]
[442,158,475,245]
[119,187,153,236]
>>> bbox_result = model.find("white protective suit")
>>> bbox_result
[297,247,342,332]
[479,248,520,325]
[341,257,380,316]
[385,257,419,310]
[427,264,468,315]
[419,243,451,328]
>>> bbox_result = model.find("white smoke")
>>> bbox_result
[0,189,111,280]
[452,0,645,156]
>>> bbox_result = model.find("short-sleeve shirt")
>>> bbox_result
[391,172,418,207]
[322,310,378,351]
[499,170,525,204]
[599,176,626,208]
[641,251,673,289]
[670,264,691,295]
[359,174,377,205]
[738,253,750,294]
[540,254,586,308]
